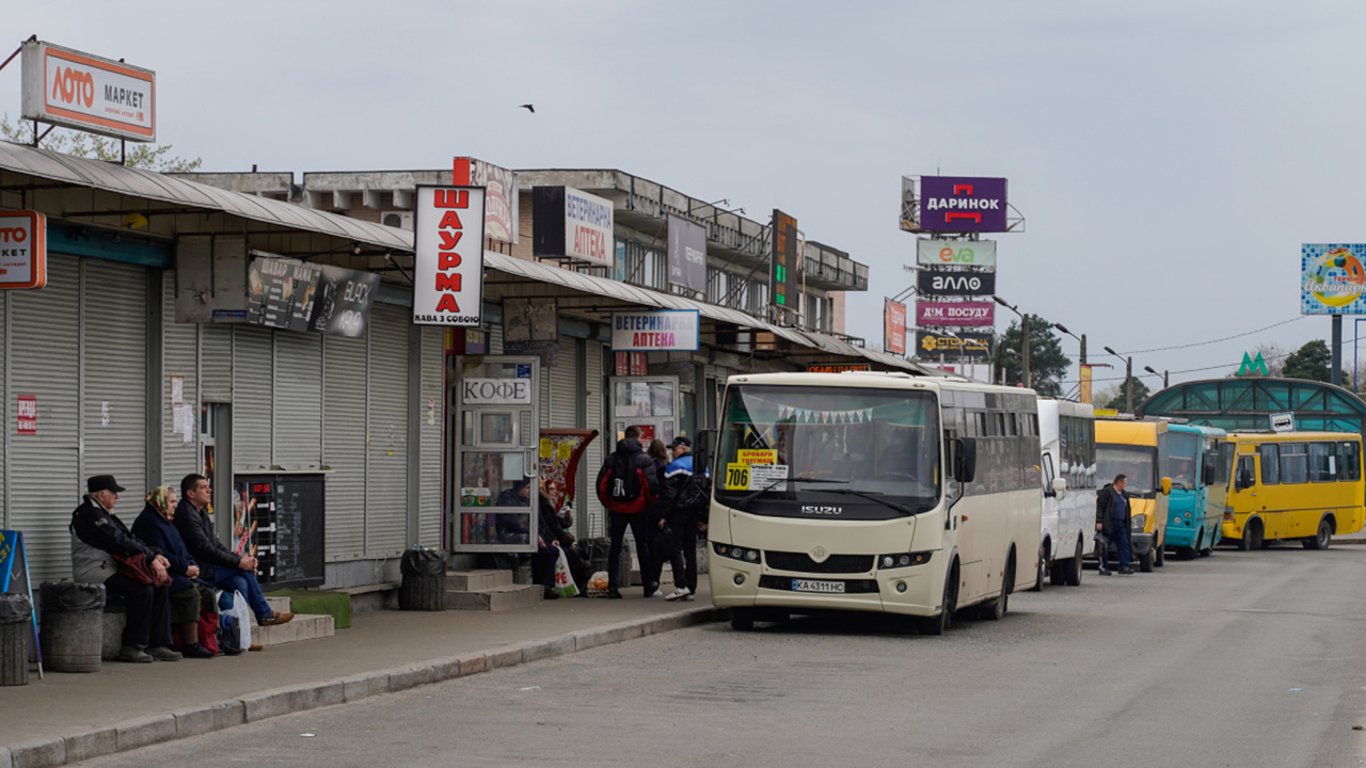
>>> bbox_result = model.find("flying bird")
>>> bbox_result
[519,104,535,113]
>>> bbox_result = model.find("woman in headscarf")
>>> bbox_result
[133,485,215,658]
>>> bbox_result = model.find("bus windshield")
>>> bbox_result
[716,386,940,509]
[1166,432,1200,490]
[1097,444,1157,496]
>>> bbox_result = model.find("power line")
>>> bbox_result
[1118,316,1306,355]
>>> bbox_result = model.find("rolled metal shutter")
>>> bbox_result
[418,325,444,548]
[366,304,408,557]
[200,324,233,402]
[322,334,367,561]
[488,323,503,355]
[272,332,322,469]
[584,340,605,538]
[81,260,147,491]
[161,270,199,482]
[9,254,81,582]
[232,325,273,470]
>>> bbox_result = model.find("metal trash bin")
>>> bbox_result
[0,594,32,686]
[398,549,447,611]
[39,581,105,673]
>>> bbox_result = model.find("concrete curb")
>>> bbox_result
[0,606,724,768]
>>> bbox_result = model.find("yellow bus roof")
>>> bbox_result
[1096,419,1167,447]
[1224,431,1360,444]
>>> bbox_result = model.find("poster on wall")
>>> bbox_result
[414,185,486,326]
[537,429,599,514]
[883,299,907,355]
[667,215,708,294]
[247,256,381,336]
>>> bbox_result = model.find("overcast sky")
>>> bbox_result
[6,1,1364,391]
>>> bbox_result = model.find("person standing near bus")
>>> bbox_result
[1097,474,1135,575]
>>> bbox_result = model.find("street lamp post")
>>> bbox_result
[993,296,1030,389]
[1104,345,1134,413]
[1056,323,1092,404]
[1144,365,1169,389]
[1054,323,1086,366]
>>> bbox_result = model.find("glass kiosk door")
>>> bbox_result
[453,357,540,554]
[610,376,680,445]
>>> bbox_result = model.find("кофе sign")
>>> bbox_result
[915,267,996,296]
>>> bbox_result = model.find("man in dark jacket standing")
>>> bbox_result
[174,474,292,626]
[1096,474,1134,576]
[595,427,659,599]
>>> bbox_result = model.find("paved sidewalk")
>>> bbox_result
[0,578,717,767]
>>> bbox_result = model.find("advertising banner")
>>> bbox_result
[246,257,380,337]
[0,211,47,290]
[884,299,907,355]
[15,395,37,435]
[916,299,995,327]
[21,40,155,141]
[414,186,485,326]
[771,209,800,309]
[1301,244,1366,314]
[916,267,996,296]
[918,176,1008,233]
[611,310,700,352]
[916,331,992,360]
[460,157,518,243]
[667,215,708,294]
[532,186,613,267]
[916,238,997,268]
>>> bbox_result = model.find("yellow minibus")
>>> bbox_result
[1224,431,1366,549]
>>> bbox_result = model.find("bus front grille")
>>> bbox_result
[764,551,874,574]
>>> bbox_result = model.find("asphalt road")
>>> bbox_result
[73,544,1366,768]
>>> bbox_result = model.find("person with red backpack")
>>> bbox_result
[596,426,660,599]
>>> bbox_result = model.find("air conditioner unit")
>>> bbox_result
[380,211,414,230]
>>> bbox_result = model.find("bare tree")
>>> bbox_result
[1,116,202,172]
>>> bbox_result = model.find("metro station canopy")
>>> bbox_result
[1138,377,1366,438]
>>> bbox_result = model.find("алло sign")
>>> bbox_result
[916,267,995,296]
[918,176,1008,233]
[611,310,700,352]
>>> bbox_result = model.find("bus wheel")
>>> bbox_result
[923,565,958,636]
[730,608,755,632]
[1304,518,1332,550]
[978,593,1006,620]
[1138,549,1155,573]
[1198,529,1213,557]
[1241,520,1263,552]
[1031,543,1047,592]
[1065,539,1084,586]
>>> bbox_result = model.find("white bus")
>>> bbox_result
[706,371,1042,634]
[1034,399,1096,589]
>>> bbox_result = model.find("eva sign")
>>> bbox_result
[21,40,155,142]
[0,211,47,290]
[414,186,485,327]
[916,238,996,268]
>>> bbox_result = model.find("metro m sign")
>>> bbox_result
[413,186,485,326]
[918,176,1008,233]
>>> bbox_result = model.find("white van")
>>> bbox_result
[1033,399,1097,588]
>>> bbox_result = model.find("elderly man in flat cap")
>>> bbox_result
[70,474,182,663]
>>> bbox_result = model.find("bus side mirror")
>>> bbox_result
[1051,477,1068,499]
[1203,456,1217,486]
[695,430,714,476]
[1161,476,1173,495]
[953,437,977,484]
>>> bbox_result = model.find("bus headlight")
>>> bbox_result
[879,552,931,569]
[1131,514,1147,531]
[714,542,761,564]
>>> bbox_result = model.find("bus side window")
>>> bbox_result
[1342,442,1362,481]
[1259,444,1280,485]
[1237,456,1256,490]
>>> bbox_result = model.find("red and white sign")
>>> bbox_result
[21,40,156,142]
[884,299,907,355]
[413,185,485,326]
[916,299,995,327]
[0,211,47,290]
[16,395,37,435]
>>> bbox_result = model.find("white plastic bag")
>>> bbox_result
[552,546,579,598]
[226,589,252,649]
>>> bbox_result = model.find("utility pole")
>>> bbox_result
[1125,356,1134,413]
[1021,313,1032,389]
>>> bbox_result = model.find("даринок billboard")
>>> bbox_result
[918,176,1008,233]
[1302,244,1366,314]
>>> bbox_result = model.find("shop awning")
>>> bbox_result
[0,141,412,253]
[482,251,937,375]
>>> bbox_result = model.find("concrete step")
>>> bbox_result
[249,613,335,647]
[447,584,543,612]
[447,569,513,591]
[336,582,399,613]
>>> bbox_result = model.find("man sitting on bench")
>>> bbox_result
[173,474,292,628]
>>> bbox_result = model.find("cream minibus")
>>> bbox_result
[707,372,1046,635]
